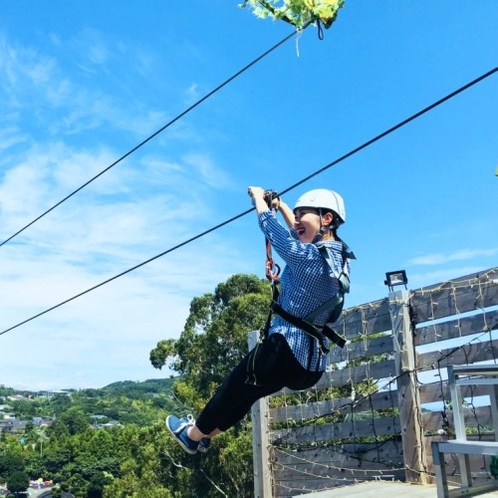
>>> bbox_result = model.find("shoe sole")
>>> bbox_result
[165,416,198,455]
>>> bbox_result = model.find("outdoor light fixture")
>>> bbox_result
[384,270,408,291]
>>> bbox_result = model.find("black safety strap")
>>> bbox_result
[271,301,346,353]
[262,244,352,352]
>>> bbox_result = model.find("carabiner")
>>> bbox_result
[265,259,281,282]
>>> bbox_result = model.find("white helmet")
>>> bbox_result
[293,189,346,225]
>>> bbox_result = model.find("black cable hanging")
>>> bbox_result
[0,66,496,338]
[0,25,305,249]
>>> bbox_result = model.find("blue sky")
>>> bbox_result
[0,1,496,390]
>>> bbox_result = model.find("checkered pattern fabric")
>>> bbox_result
[259,210,348,371]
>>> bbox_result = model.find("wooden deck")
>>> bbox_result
[298,480,498,497]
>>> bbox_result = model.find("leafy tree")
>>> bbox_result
[0,452,25,479]
[50,393,72,415]
[150,273,271,398]
[240,0,345,29]
[86,472,112,498]
[6,470,29,495]
[54,407,91,436]
[24,451,47,481]
[149,273,272,496]
[51,486,63,497]
[11,399,38,419]
[87,430,114,460]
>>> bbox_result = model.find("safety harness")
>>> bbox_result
[261,191,354,356]
[264,245,352,356]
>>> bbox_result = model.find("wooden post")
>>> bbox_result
[249,331,272,497]
[389,289,428,484]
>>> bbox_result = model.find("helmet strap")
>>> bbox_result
[312,228,326,244]
[313,208,336,242]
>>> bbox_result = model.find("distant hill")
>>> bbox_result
[98,377,177,398]
[1,377,183,427]
[0,377,178,398]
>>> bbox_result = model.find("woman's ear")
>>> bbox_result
[322,211,334,227]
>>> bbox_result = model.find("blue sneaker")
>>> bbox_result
[166,414,198,455]
[197,437,211,454]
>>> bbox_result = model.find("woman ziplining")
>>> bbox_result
[166,185,355,454]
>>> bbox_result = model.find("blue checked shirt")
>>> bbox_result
[259,210,349,372]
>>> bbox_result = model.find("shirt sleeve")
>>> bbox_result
[258,210,317,267]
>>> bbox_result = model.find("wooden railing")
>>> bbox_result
[251,267,498,497]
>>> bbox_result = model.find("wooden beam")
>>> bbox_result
[414,309,498,346]
[334,298,392,339]
[270,390,399,424]
[249,331,273,498]
[390,289,427,484]
[416,339,498,371]
[410,267,498,323]
[271,416,400,444]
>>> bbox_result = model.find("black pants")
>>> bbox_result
[195,333,323,434]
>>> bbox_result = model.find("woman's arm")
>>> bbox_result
[276,199,295,229]
[248,186,269,215]
[248,187,295,229]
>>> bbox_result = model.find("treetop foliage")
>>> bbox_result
[239,0,345,29]
[150,273,271,400]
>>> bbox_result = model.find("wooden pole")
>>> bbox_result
[249,331,272,497]
[389,289,428,484]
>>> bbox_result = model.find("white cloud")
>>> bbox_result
[408,248,498,266]
[185,83,200,104]
[406,266,493,289]
[0,21,264,391]
[183,152,234,190]
[0,126,27,153]
[0,32,170,139]
[0,131,244,390]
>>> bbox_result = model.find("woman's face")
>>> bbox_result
[293,208,322,243]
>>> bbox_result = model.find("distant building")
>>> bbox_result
[0,419,27,433]
[33,416,53,427]
[7,394,27,401]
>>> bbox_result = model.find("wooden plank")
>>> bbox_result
[421,406,493,432]
[270,390,399,425]
[410,267,498,323]
[390,288,427,484]
[424,433,496,469]
[416,340,498,371]
[419,381,492,405]
[334,298,392,339]
[328,334,394,364]
[314,359,396,390]
[273,360,396,399]
[272,443,406,497]
[249,331,272,498]
[273,468,405,491]
[271,416,400,445]
[273,441,404,466]
[414,309,498,346]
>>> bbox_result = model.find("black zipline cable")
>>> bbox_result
[278,66,498,196]
[0,207,253,336]
[0,66,496,338]
[0,25,306,249]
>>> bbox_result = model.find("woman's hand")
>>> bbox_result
[248,186,270,215]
